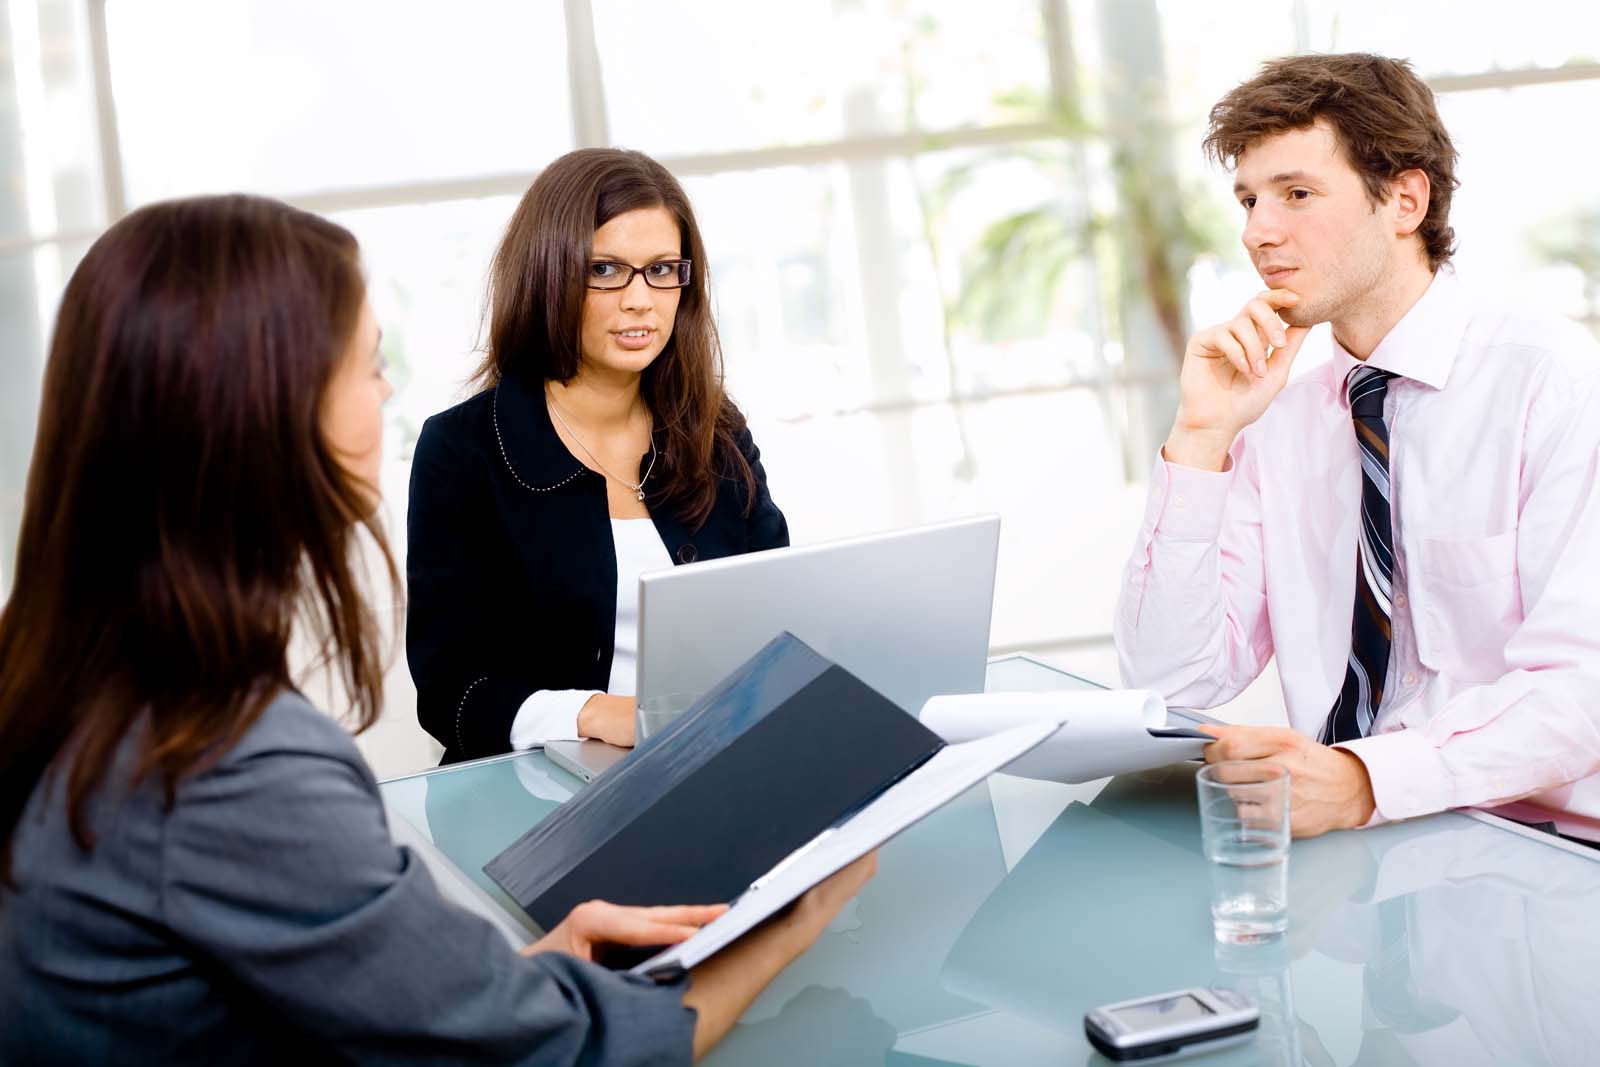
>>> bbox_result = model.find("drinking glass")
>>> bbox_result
[635,692,697,744]
[1197,761,1291,942]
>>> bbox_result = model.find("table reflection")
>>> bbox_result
[941,765,1600,1066]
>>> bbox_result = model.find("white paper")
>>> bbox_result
[919,690,1210,784]
[629,719,1062,978]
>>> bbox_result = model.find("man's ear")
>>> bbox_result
[1390,168,1431,239]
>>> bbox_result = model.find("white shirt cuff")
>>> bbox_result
[1148,450,1235,542]
[508,689,599,750]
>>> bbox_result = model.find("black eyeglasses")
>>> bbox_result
[587,259,692,291]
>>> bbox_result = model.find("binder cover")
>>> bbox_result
[630,718,1062,979]
[483,632,946,930]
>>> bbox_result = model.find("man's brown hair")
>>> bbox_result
[1203,53,1460,269]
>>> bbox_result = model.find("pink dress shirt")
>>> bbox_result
[1116,270,1600,839]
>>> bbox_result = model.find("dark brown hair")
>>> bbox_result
[0,195,395,881]
[473,148,755,527]
[1203,53,1459,269]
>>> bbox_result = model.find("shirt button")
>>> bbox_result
[1394,592,1407,608]
[1402,672,1418,687]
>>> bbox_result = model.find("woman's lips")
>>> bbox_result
[613,328,655,351]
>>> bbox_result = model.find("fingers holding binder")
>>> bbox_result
[521,901,729,963]
[789,851,878,935]
[515,848,875,970]
[684,852,879,1060]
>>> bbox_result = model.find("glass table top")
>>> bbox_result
[378,654,1600,1066]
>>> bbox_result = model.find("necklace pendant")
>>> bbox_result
[636,489,646,501]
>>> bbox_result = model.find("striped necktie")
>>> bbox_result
[1320,365,1399,746]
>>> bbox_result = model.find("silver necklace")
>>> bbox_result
[546,390,658,501]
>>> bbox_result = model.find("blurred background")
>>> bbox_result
[4,0,1598,774]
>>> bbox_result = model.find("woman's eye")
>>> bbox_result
[590,262,620,278]
[646,262,673,277]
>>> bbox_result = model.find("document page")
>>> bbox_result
[920,690,1210,783]
[630,719,1062,979]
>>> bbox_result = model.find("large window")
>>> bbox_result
[106,1,571,202]
[4,0,1599,648]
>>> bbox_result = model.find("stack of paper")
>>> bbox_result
[919,690,1211,783]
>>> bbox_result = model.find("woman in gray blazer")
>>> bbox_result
[0,195,872,1066]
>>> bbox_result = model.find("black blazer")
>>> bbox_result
[406,370,789,763]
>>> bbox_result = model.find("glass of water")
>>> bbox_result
[1196,761,1290,943]
[635,692,697,744]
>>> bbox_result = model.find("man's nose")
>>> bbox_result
[1242,207,1284,254]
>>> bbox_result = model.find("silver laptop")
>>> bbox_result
[636,515,1000,717]
[545,738,630,783]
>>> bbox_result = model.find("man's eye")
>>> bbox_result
[1290,189,1311,200]
[1241,196,1256,210]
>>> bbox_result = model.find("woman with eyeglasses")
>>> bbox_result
[0,194,872,1064]
[406,148,788,763]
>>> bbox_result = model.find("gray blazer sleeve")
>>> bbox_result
[158,697,694,1066]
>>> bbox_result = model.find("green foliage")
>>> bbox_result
[934,137,1225,351]
[1531,208,1600,333]
[956,200,1101,341]
[1533,209,1600,278]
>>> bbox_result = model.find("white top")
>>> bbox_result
[509,518,673,749]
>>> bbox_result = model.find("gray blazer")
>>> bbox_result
[0,692,693,1065]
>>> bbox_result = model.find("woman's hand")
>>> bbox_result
[686,852,879,1059]
[577,693,637,747]
[779,851,878,946]
[521,900,727,963]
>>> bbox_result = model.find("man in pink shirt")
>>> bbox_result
[1116,53,1600,841]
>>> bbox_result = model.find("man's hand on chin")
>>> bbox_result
[1198,725,1377,839]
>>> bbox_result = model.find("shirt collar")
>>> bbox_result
[1327,267,1469,403]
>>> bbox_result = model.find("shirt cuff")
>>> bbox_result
[1335,729,1454,824]
[1148,451,1235,543]
[508,690,598,750]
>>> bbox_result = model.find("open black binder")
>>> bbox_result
[484,632,947,930]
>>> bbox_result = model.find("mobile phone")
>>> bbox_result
[1084,986,1259,1062]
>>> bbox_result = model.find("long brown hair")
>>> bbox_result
[1203,52,1460,270]
[0,195,395,881]
[474,148,756,527]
